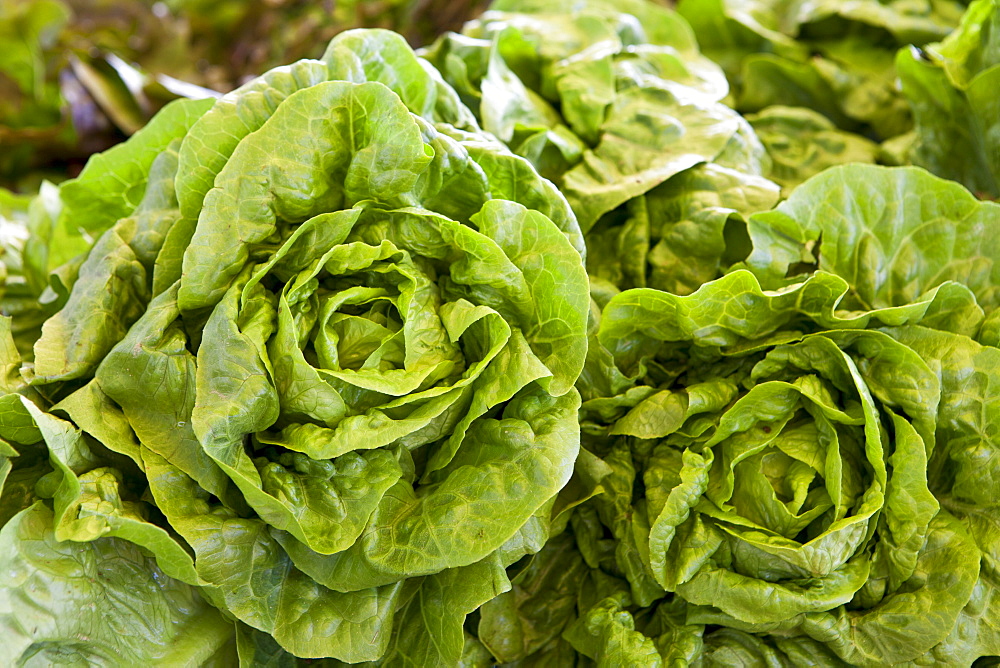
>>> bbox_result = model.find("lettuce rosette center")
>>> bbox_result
[177,184,589,565]
[696,333,895,587]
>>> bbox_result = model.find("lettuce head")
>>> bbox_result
[0,29,590,666]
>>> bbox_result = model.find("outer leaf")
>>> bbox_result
[143,449,403,662]
[176,59,332,221]
[34,97,212,276]
[745,165,1000,316]
[96,283,232,500]
[377,556,511,667]
[561,86,746,230]
[747,106,879,191]
[478,532,588,663]
[322,28,478,130]
[898,0,1000,197]
[32,141,183,381]
[0,503,234,667]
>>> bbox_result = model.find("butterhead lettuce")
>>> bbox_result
[0,28,590,665]
[479,165,1000,666]
[423,0,781,296]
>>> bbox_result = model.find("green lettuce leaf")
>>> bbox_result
[746,106,880,192]
[898,0,1000,197]
[743,164,1000,329]
[0,503,234,666]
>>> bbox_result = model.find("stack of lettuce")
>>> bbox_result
[3,0,1000,665]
